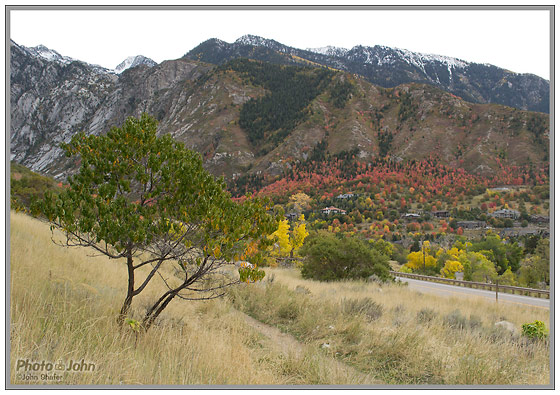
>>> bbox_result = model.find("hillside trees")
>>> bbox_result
[226,59,334,153]
[35,114,278,331]
[470,234,522,274]
[328,78,355,108]
[377,130,394,158]
[10,161,62,211]
[518,238,550,288]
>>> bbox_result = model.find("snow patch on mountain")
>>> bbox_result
[395,47,468,70]
[26,44,74,64]
[306,45,349,57]
[236,34,276,47]
[114,55,157,74]
[15,42,112,74]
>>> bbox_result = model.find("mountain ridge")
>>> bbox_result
[9,38,550,183]
[11,40,157,74]
[185,35,549,113]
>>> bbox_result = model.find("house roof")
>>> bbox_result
[321,206,346,212]
[490,209,520,216]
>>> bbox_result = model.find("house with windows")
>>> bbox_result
[336,193,356,199]
[401,213,421,220]
[530,215,549,224]
[456,220,486,229]
[285,212,298,221]
[321,206,347,215]
[432,210,450,218]
[489,209,520,219]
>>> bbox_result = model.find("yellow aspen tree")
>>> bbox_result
[267,215,309,264]
[290,214,309,257]
[406,250,437,270]
[268,219,291,263]
[441,260,464,278]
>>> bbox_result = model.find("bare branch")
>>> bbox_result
[50,221,126,259]
[173,292,227,301]
[132,258,166,296]
[183,278,241,293]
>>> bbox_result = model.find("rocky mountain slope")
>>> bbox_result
[10,39,549,182]
[185,35,550,113]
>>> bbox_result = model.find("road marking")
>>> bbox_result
[402,280,550,310]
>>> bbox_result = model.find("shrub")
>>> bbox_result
[339,298,383,321]
[300,233,391,281]
[443,309,468,330]
[468,314,482,329]
[372,263,390,281]
[521,320,548,340]
[277,300,300,320]
[417,308,437,323]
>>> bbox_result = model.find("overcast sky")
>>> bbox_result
[9,7,552,80]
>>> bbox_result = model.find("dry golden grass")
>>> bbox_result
[267,267,549,327]
[9,211,376,386]
[229,267,550,385]
[9,211,550,386]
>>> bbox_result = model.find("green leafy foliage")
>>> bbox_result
[518,239,549,288]
[299,232,392,281]
[521,320,548,340]
[470,234,522,274]
[35,113,279,330]
[125,318,141,333]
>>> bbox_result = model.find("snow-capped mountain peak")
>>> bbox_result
[233,34,293,53]
[235,34,273,47]
[114,55,157,74]
[306,45,349,58]
[13,42,111,74]
[27,44,74,65]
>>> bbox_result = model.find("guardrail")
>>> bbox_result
[390,271,550,299]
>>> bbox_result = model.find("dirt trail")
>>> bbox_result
[241,313,305,357]
[240,312,380,385]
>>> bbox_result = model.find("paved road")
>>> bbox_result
[395,276,550,310]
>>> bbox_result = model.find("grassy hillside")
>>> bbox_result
[10,162,62,211]
[230,268,549,385]
[9,211,549,386]
[9,212,375,385]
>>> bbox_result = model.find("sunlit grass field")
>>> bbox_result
[9,211,550,386]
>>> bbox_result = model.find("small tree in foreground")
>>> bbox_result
[35,114,278,331]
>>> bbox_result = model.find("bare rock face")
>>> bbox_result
[10,40,549,182]
[10,41,118,176]
[10,41,213,178]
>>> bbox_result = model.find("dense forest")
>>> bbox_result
[220,59,336,154]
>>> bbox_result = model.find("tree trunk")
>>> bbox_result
[142,291,178,331]
[117,247,135,326]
